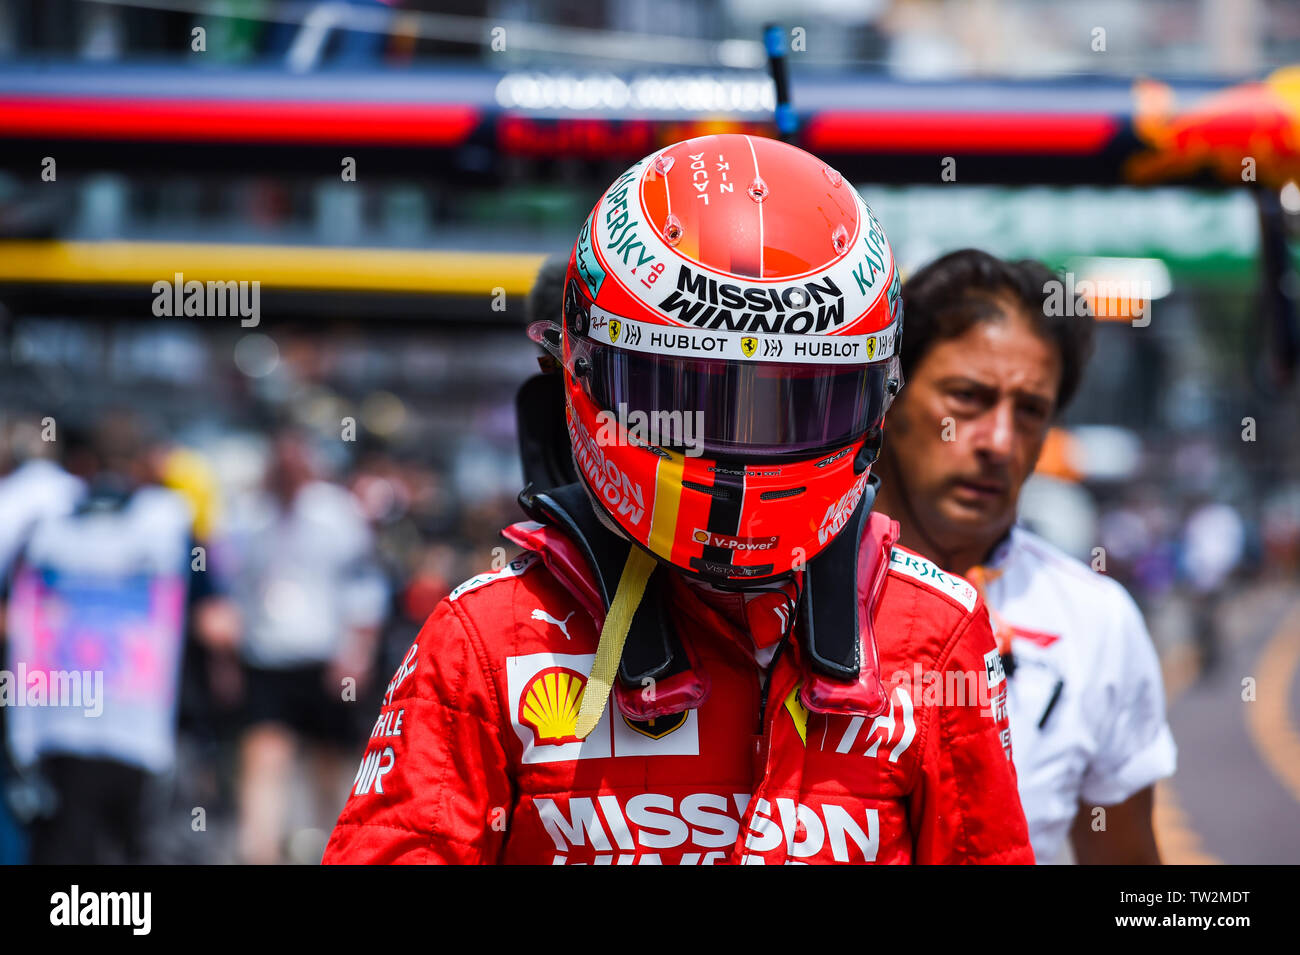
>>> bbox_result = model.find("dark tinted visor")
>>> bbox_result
[570,335,892,458]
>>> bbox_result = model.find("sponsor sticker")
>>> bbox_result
[622,711,688,740]
[689,556,775,578]
[589,305,898,366]
[351,745,397,796]
[814,446,854,469]
[989,687,1009,722]
[691,528,778,551]
[784,685,810,745]
[984,648,1007,690]
[506,653,699,763]
[519,665,588,746]
[656,263,850,335]
[574,210,607,297]
[567,412,648,528]
[449,551,539,602]
[383,643,419,705]
[818,471,869,545]
[533,792,879,864]
[831,686,917,763]
[887,549,979,612]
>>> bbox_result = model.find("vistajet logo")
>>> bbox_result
[50,885,151,935]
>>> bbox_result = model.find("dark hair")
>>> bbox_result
[900,249,1095,412]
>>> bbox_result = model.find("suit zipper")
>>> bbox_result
[755,628,792,733]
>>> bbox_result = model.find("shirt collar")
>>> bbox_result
[983,526,1017,570]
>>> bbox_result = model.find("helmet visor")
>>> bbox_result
[568,334,895,459]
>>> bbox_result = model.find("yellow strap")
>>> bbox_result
[574,547,659,740]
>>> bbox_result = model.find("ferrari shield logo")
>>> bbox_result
[741,336,758,358]
[623,712,688,740]
[865,336,877,360]
[608,319,622,343]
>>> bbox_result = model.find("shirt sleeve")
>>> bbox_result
[322,598,514,864]
[911,601,1037,865]
[1077,583,1178,807]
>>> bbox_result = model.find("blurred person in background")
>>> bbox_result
[2,412,235,863]
[348,445,458,698]
[1179,495,1246,675]
[0,419,87,580]
[0,418,87,864]
[874,249,1177,864]
[224,426,387,864]
[149,433,245,855]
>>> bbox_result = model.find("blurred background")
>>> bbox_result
[0,0,1298,864]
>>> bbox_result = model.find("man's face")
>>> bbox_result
[886,306,1062,550]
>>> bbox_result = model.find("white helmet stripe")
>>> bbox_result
[590,305,898,365]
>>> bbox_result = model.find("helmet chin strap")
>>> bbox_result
[568,473,665,739]
[559,448,892,739]
[521,469,894,731]
[573,545,658,739]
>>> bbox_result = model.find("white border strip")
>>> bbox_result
[590,305,898,365]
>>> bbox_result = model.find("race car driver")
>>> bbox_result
[873,249,1177,864]
[323,135,1034,865]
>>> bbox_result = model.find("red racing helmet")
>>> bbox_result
[531,133,903,586]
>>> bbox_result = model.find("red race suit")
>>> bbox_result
[323,512,1034,865]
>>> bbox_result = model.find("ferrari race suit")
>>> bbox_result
[323,511,1035,865]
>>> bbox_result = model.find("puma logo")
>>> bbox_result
[530,608,576,640]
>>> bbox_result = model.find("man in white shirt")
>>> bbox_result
[874,249,1177,864]
[223,428,388,864]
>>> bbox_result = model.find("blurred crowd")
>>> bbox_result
[0,407,522,864]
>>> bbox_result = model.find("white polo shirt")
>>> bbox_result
[979,526,1177,864]
[224,481,388,668]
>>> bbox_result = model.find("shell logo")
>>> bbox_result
[692,529,709,543]
[518,666,588,745]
